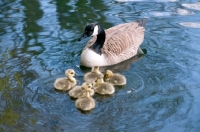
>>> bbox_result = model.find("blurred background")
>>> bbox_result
[0,0,200,131]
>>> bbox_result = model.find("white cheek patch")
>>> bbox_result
[92,25,99,36]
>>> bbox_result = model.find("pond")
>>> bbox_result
[0,0,200,131]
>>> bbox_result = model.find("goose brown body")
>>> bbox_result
[79,20,147,67]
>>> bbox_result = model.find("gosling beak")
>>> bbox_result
[103,73,106,78]
[91,81,95,87]
[74,73,78,76]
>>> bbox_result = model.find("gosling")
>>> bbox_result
[93,77,115,95]
[69,82,94,98]
[75,87,95,111]
[84,66,103,83]
[54,69,76,91]
[104,70,126,86]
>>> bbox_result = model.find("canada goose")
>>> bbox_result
[84,66,103,83]
[78,19,147,67]
[69,82,94,98]
[104,70,126,86]
[53,69,76,91]
[93,77,115,95]
[75,87,95,111]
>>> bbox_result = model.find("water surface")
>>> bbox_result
[0,0,200,131]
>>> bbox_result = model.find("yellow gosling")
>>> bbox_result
[53,69,76,91]
[93,77,115,95]
[104,70,126,86]
[75,87,95,111]
[84,66,103,83]
[69,82,94,98]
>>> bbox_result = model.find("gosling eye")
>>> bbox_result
[70,72,73,74]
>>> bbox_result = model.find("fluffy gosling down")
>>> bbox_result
[84,66,103,83]
[93,77,115,95]
[104,70,126,86]
[75,86,95,111]
[54,69,76,91]
[69,82,94,98]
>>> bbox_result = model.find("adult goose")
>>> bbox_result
[78,19,147,67]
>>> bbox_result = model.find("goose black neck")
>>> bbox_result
[89,27,105,55]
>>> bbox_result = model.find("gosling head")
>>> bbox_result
[78,23,101,41]
[82,82,93,91]
[91,66,100,73]
[93,77,104,87]
[65,69,76,78]
[104,70,114,79]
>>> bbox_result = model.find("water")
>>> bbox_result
[0,0,200,131]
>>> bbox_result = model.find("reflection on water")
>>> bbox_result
[0,0,200,131]
[182,2,200,11]
[179,22,200,28]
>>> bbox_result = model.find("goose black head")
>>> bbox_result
[78,23,100,41]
